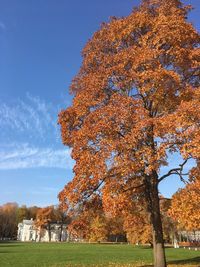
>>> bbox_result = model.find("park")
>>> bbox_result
[0,0,199,267]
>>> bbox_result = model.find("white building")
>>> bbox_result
[178,231,200,243]
[18,219,68,242]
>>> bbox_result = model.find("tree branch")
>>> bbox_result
[158,157,191,183]
[84,171,121,199]
[122,183,145,193]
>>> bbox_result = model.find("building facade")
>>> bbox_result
[178,231,200,243]
[18,219,68,242]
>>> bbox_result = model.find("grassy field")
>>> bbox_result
[0,242,199,267]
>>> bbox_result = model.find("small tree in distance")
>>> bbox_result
[54,205,71,241]
[58,0,199,266]
[35,206,56,242]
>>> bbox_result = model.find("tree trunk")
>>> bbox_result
[151,182,167,267]
[39,228,41,242]
[48,224,51,242]
[59,224,63,242]
[144,172,167,267]
[35,229,37,242]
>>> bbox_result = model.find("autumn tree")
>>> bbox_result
[159,198,177,246]
[106,216,126,242]
[17,205,29,224]
[35,206,56,242]
[58,0,199,266]
[54,205,71,241]
[123,212,152,245]
[89,215,108,242]
[169,179,200,231]
[66,195,107,241]
[0,203,18,240]
[28,206,40,220]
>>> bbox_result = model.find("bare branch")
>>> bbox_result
[117,131,125,138]
[84,171,121,199]
[158,157,192,183]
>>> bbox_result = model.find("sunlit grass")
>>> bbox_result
[0,242,199,267]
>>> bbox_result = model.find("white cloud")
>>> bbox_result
[0,93,59,140]
[0,143,74,170]
[0,94,73,171]
[0,22,6,30]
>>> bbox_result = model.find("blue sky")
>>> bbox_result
[0,0,199,207]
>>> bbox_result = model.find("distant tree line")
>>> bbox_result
[0,203,39,240]
[0,203,70,241]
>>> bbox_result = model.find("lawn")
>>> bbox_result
[0,242,199,267]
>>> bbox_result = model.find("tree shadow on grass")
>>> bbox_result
[139,257,200,267]
[0,243,24,248]
[0,245,22,248]
[139,257,200,266]
[0,250,13,253]
[168,256,200,265]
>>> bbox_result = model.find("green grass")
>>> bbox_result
[0,242,199,267]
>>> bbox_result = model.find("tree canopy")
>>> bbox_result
[58,1,199,266]
[169,179,200,231]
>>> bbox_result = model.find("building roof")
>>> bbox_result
[22,219,34,225]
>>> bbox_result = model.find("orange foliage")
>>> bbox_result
[68,217,89,240]
[169,180,200,230]
[35,206,55,227]
[67,195,106,241]
[123,212,152,245]
[35,206,56,241]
